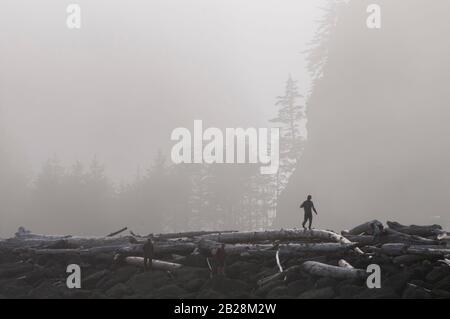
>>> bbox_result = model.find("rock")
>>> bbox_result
[434,275,450,290]
[205,276,251,297]
[153,284,186,299]
[127,270,172,294]
[426,266,450,283]
[63,289,94,299]
[408,279,433,290]
[431,289,450,299]
[0,263,34,279]
[355,287,399,299]
[226,261,258,280]
[82,270,110,289]
[173,267,210,283]
[196,289,226,299]
[338,284,364,298]
[0,279,32,298]
[183,279,205,292]
[97,266,139,290]
[20,267,54,286]
[266,286,290,299]
[254,280,285,297]
[106,283,132,298]
[286,279,313,296]
[28,281,62,299]
[298,287,335,299]
[402,286,431,299]
[315,277,338,289]
[383,271,413,293]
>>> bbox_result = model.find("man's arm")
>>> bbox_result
[300,202,304,208]
[312,203,318,215]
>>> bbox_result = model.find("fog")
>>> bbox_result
[277,0,450,231]
[0,0,319,181]
[1,0,449,237]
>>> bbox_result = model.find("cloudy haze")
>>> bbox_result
[0,0,321,182]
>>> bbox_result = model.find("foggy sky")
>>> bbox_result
[0,0,322,182]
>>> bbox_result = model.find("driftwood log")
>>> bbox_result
[345,220,383,236]
[387,221,443,237]
[107,227,128,237]
[302,261,366,280]
[201,229,355,245]
[198,239,356,257]
[380,243,450,257]
[124,256,182,271]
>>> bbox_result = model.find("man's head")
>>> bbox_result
[307,195,312,200]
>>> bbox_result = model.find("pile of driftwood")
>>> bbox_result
[0,220,449,299]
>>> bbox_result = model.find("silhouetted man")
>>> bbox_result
[300,195,318,230]
[143,237,154,271]
[214,244,227,276]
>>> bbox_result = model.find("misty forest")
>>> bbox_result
[1,0,450,238]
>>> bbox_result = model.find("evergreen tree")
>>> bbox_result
[270,75,306,213]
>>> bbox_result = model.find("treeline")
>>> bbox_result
[10,154,274,236]
[0,74,306,237]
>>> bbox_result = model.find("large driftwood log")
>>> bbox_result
[302,261,366,280]
[344,235,376,245]
[346,220,383,236]
[384,228,440,245]
[392,254,428,265]
[117,242,197,257]
[201,229,354,245]
[12,228,134,249]
[107,227,128,237]
[198,239,356,257]
[338,259,355,269]
[345,233,441,246]
[387,221,443,237]
[124,256,182,270]
[29,241,198,258]
[437,232,450,244]
[380,243,450,257]
[153,230,237,240]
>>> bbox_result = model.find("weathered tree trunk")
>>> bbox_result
[338,259,354,269]
[392,254,428,265]
[201,229,354,245]
[344,235,376,245]
[437,232,450,244]
[380,243,450,257]
[383,228,441,245]
[346,220,383,236]
[124,256,182,270]
[387,221,443,237]
[117,242,197,257]
[107,227,128,237]
[11,234,134,249]
[198,239,356,257]
[153,230,237,240]
[302,261,366,279]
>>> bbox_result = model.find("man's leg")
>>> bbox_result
[302,213,307,229]
[308,215,313,230]
[149,257,153,271]
[144,257,148,271]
